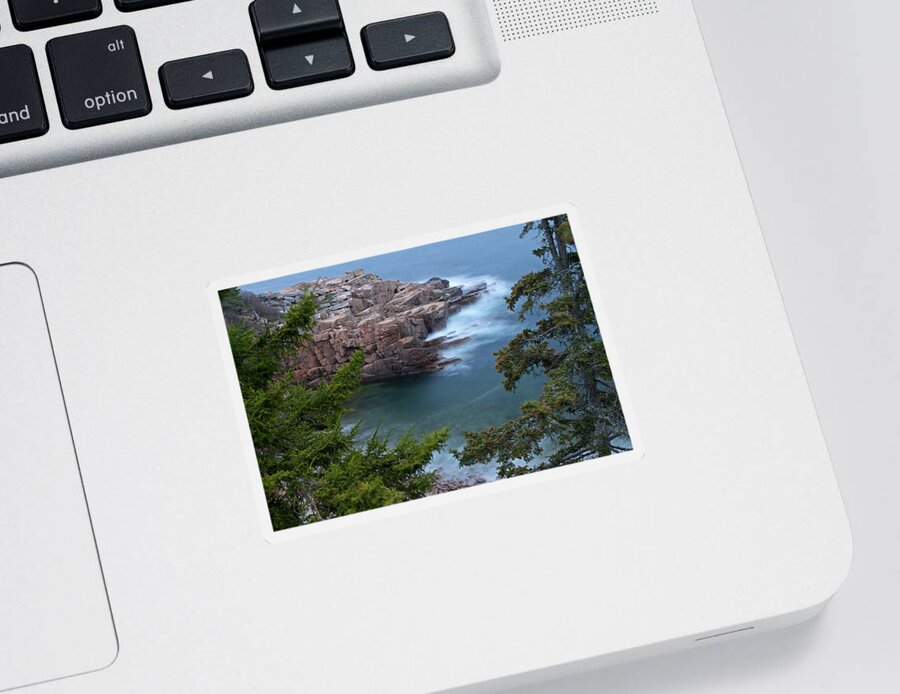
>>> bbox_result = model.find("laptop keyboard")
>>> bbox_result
[0,0,498,176]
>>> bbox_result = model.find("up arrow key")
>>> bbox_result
[404,34,415,43]
[251,0,344,43]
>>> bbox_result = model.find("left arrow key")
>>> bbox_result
[159,50,254,110]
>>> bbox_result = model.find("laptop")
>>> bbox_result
[0,1,851,692]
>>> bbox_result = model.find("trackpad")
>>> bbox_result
[0,264,117,691]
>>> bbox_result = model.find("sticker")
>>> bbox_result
[210,207,640,536]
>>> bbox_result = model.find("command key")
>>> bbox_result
[0,45,49,145]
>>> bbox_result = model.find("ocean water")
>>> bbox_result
[240,225,561,481]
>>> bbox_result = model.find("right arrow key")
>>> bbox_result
[361,12,455,71]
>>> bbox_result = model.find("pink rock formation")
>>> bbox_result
[257,270,486,385]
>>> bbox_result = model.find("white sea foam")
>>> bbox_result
[428,275,521,366]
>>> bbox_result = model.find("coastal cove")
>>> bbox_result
[242,226,549,483]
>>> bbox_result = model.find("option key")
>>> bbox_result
[47,26,152,130]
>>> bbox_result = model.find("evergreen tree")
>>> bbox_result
[220,289,448,530]
[455,216,629,477]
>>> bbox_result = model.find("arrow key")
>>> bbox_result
[261,34,354,90]
[250,0,344,43]
[362,12,455,71]
[159,50,254,110]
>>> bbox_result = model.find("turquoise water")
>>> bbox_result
[242,225,556,481]
[345,274,547,481]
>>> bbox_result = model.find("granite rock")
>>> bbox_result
[256,270,487,385]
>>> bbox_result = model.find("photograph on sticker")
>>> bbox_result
[218,214,632,530]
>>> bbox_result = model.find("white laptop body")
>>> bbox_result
[0,1,851,692]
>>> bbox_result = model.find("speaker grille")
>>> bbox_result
[493,0,659,41]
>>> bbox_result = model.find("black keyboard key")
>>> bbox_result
[261,34,353,90]
[0,45,49,145]
[250,0,343,43]
[159,50,254,109]
[361,12,455,71]
[8,0,102,32]
[47,26,152,130]
[115,0,191,11]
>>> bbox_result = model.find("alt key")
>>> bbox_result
[47,26,152,130]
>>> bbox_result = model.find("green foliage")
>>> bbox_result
[218,289,448,530]
[218,287,246,324]
[454,215,629,477]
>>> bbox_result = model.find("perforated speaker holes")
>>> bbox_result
[493,0,659,42]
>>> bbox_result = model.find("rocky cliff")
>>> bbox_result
[256,270,486,385]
